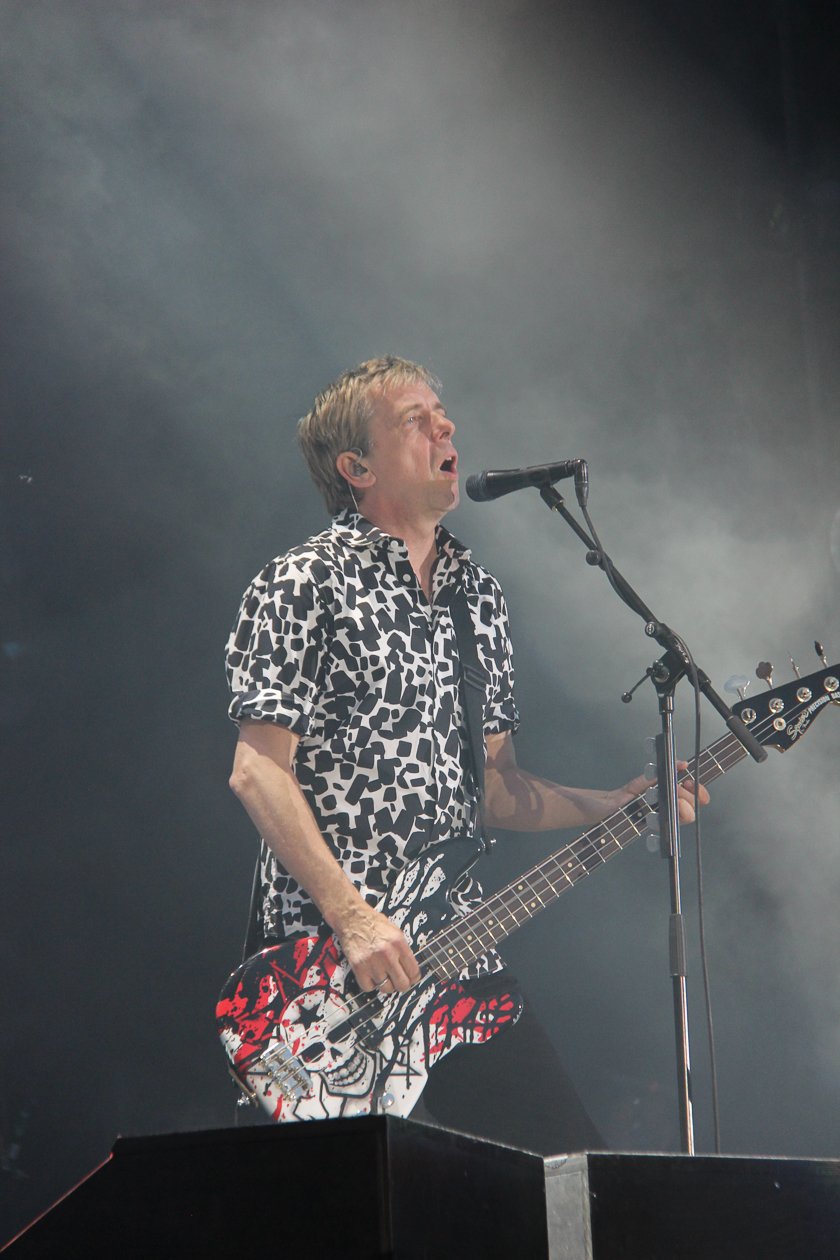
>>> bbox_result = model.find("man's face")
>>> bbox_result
[360,380,459,524]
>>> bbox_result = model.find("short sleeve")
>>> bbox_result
[225,555,332,734]
[484,589,520,736]
[469,576,520,738]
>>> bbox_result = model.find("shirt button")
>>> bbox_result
[401,572,412,583]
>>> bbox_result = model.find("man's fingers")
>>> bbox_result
[360,959,415,994]
[676,777,711,822]
[340,908,421,992]
[369,945,420,993]
[678,778,710,805]
[385,951,420,993]
[393,934,422,986]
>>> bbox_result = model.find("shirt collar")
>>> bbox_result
[331,508,392,551]
[331,509,472,564]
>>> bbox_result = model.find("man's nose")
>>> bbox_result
[435,412,455,439]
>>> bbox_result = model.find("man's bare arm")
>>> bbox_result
[483,730,708,831]
[229,720,420,993]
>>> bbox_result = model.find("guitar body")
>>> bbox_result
[216,841,523,1122]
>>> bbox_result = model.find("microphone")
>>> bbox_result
[466,459,588,504]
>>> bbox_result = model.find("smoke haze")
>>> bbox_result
[2,0,838,1232]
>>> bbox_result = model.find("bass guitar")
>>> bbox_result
[217,661,839,1123]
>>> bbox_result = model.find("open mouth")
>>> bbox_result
[439,456,457,476]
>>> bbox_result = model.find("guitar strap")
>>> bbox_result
[448,582,492,851]
[242,844,266,961]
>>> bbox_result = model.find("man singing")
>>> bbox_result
[225,355,706,1151]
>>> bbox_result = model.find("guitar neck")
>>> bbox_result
[419,730,746,980]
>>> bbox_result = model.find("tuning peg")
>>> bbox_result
[815,641,828,666]
[725,674,750,702]
[789,654,801,679]
[644,811,661,854]
[756,661,774,688]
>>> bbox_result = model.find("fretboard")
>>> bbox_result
[418,730,747,981]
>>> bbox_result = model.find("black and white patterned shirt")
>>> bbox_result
[226,510,519,946]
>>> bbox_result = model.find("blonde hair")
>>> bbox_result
[297,355,441,514]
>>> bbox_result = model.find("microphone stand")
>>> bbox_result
[537,482,766,1154]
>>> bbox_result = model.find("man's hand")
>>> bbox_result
[333,900,422,995]
[614,761,710,824]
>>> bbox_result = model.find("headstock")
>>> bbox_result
[730,661,839,754]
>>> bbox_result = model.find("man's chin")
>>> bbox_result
[440,480,459,511]
[422,479,459,522]
[440,486,460,516]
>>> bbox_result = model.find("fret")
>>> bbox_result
[499,903,530,934]
[577,850,609,874]
[584,826,612,858]
[525,869,555,903]
[556,854,585,880]
[508,878,548,915]
[434,938,472,971]
[696,736,745,783]
[492,899,521,933]
[623,800,651,835]
[698,748,725,775]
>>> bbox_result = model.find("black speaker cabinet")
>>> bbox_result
[545,1148,840,1258]
[5,1117,840,1257]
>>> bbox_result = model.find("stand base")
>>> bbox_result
[5,1118,839,1257]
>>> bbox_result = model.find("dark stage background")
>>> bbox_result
[2,0,839,1241]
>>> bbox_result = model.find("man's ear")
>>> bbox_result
[336,449,374,487]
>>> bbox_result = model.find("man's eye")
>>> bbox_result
[406,414,418,425]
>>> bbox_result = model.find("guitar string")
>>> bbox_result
[244,681,835,1099]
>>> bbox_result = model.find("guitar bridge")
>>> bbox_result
[251,1042,312,1103]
